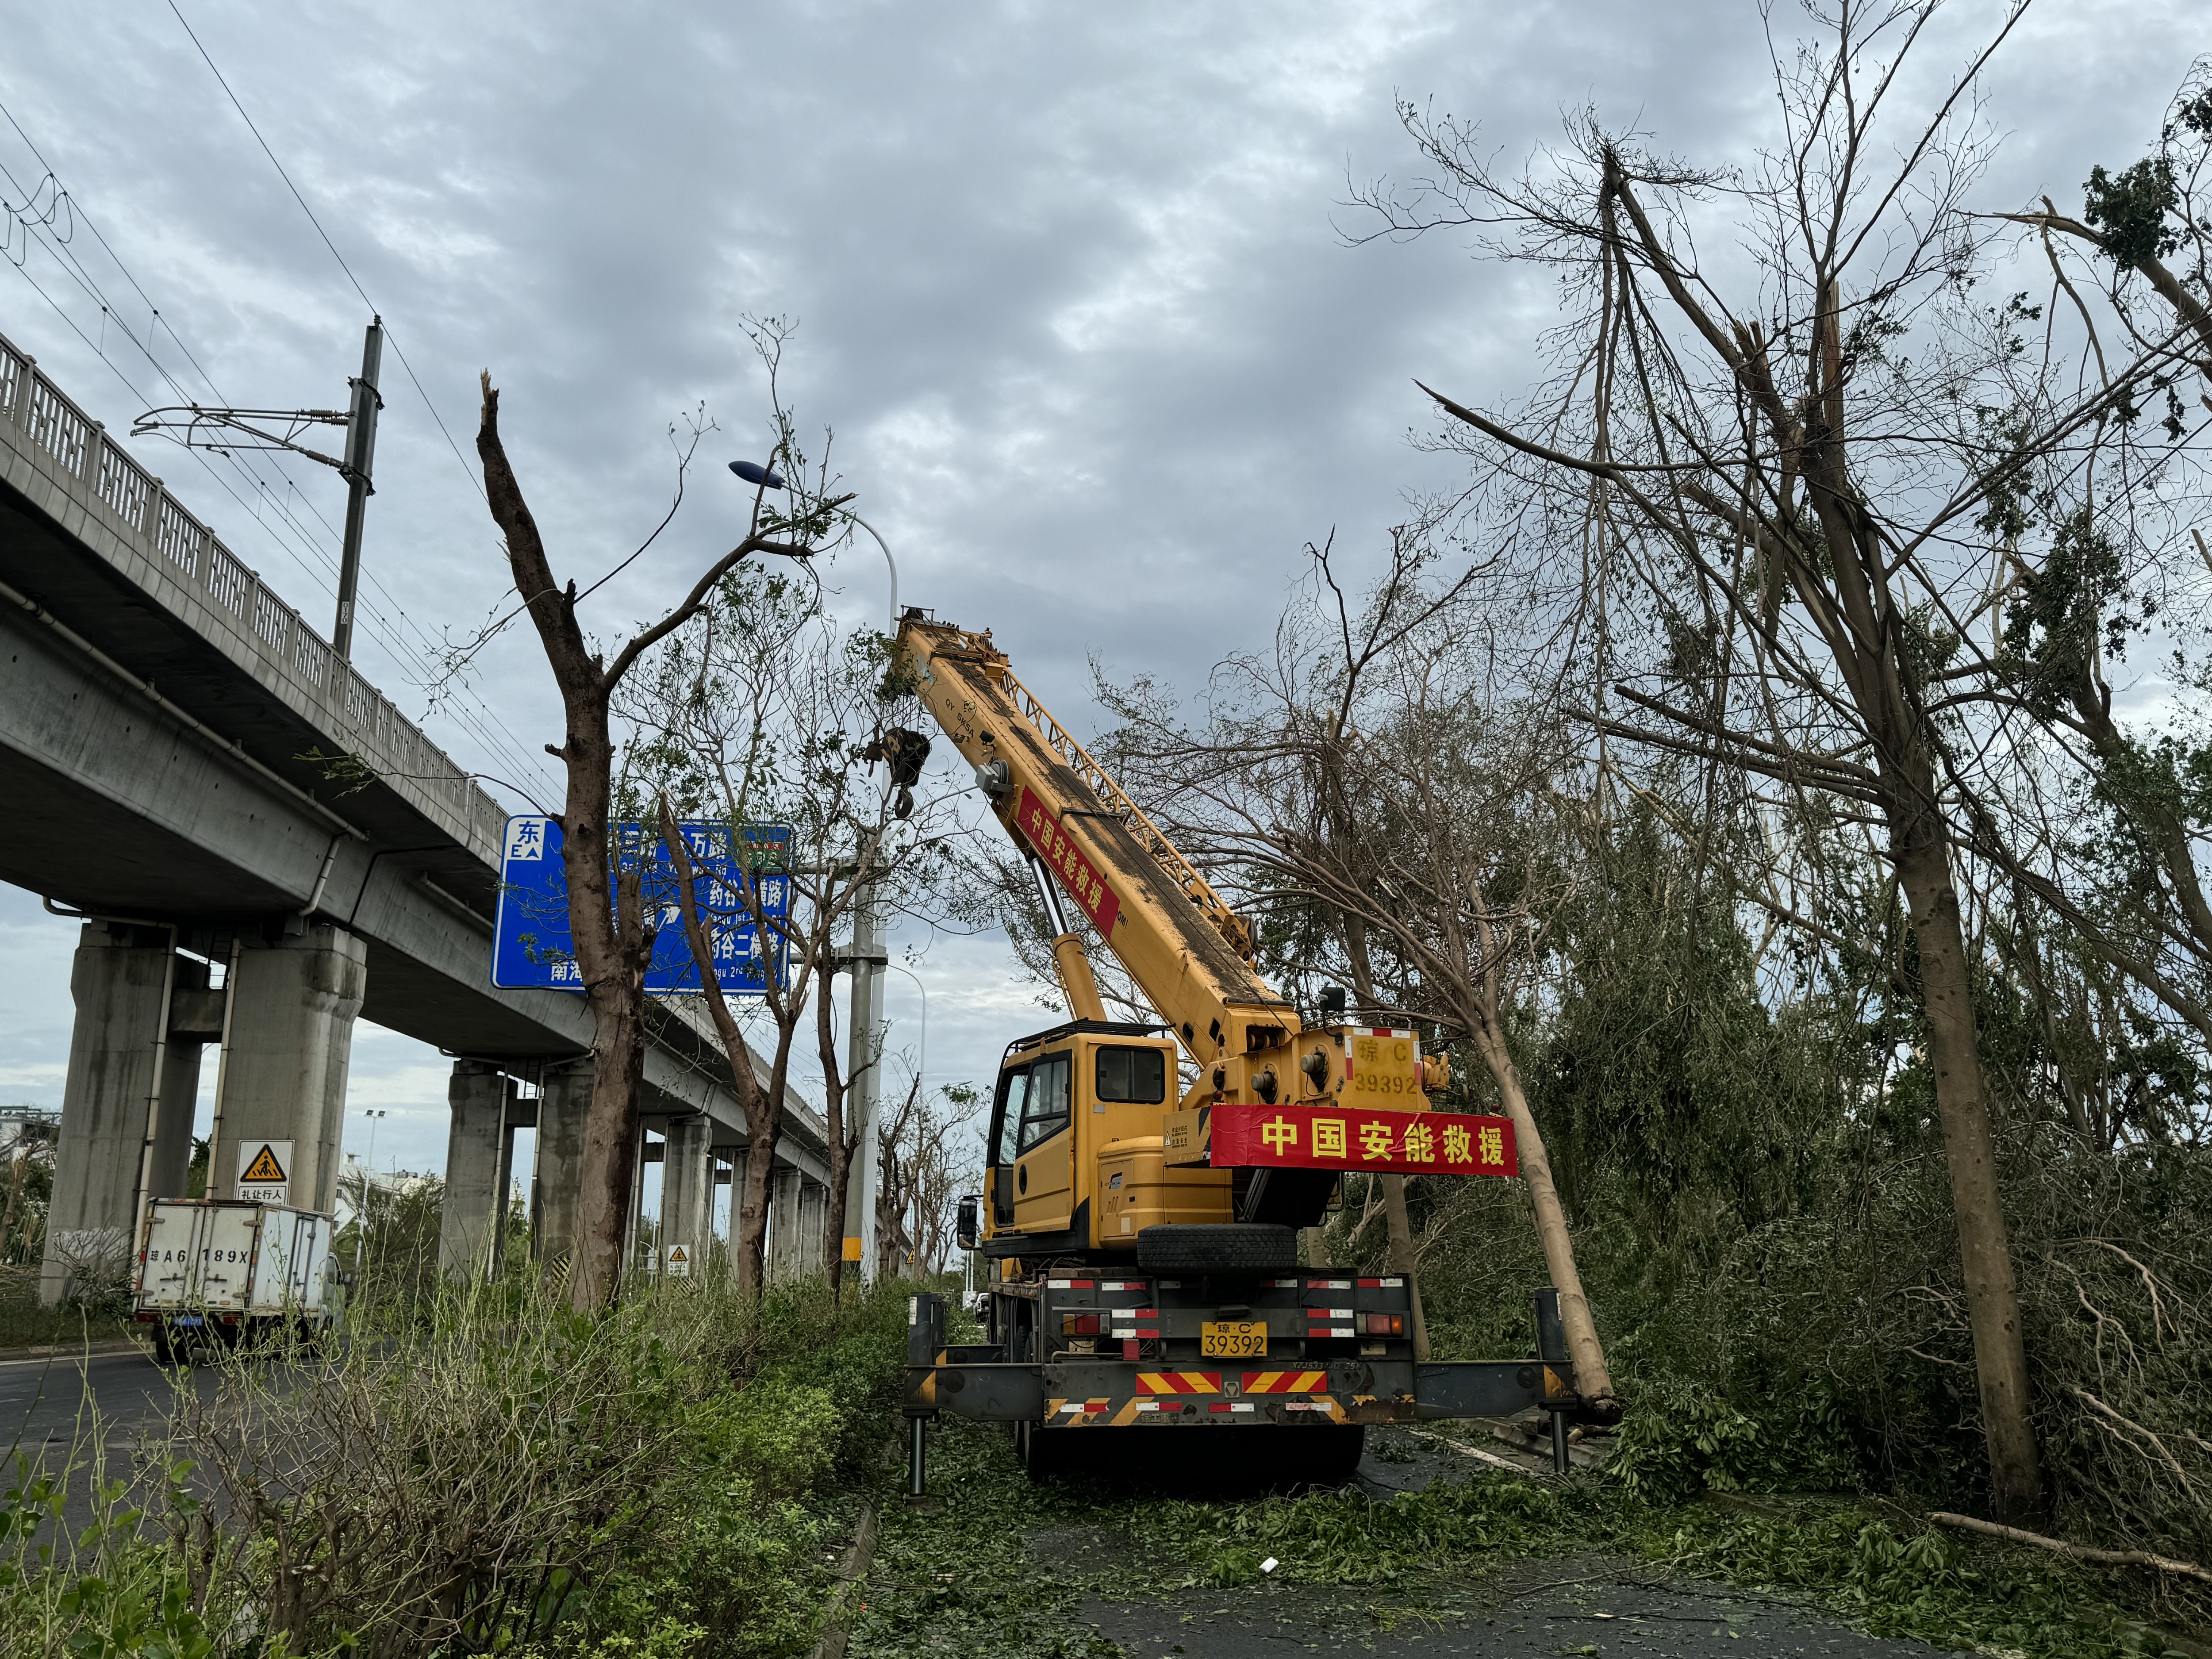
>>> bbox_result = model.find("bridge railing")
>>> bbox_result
[0,328,508,862]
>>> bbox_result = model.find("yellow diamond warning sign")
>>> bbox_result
[240,1144,288,1184]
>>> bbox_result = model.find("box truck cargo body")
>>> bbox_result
[134,1199,334,1360]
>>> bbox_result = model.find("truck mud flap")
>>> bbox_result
[906,1363,1048,1422]
[1413,1360,1576,1420]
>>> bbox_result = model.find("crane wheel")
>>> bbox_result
[1015,1418,1074,1481]
[1135,1223,1298,1273]
[1278,1424,1367,1487]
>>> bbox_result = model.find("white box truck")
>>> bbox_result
[133,1199,335,1363]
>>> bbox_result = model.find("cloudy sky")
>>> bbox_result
[0,0,2197,1187]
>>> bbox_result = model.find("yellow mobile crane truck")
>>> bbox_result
[895,615,1584,1489]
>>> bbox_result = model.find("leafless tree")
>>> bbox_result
[473,322,848,1312]
[875,1076,987,1279]
[630,564,964,1299]
[1344,2,2212,1519]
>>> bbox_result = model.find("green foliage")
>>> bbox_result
[0,1273,132,1354]
[1607,1375,1862,1507]
[2083,158,2181,269]
[0,1272,917,1659]
[1529,799,1834,1248]
[2000,508,2144,718]
[338,1176,448,1322]
[0,1450,252,1659]
[1387,792,2212,1628]
[549,1375,850,1659]
[859,1418,2173,1659]
[703,1375,845,1500]
[0,1141,52,1269]
[1640,1502,2173,1658]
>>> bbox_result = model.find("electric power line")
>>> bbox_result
[0,79,553,797]
[0,138,558,802]
[0,230,552,799]
[165,0,488,509]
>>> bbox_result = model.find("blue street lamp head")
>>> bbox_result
[730,460,786,490]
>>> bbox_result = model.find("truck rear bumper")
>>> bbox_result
[906,1355,1574,1426]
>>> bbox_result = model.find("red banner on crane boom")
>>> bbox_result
[1208,1101,1518,1178]
[1014,786,1123,936]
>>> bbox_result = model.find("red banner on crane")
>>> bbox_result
[1015,787,1123,936]
[1209,1101,1518,1178]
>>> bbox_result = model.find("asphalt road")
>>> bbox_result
[0,1344,190,1454]
[0,1344,226,1532]
[1071,1555,1943,1658]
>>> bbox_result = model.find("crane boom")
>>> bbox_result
[899,616,1302,1075]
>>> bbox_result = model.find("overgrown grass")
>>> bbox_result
[0,1267,134,1354]
[855,1417,2189,1659]
[0,1270,914,1658]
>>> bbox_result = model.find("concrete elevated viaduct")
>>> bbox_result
[0,325,835,1298]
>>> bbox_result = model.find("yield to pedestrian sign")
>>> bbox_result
[237,1141,292,1204]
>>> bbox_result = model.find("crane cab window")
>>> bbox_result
[991,1069,1029,1169]
[1095,1045,1166,1104]
[1016,1053,1071,1154]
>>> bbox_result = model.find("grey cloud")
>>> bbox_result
[0,0,2193,1147]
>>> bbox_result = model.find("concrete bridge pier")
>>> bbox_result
[438,1061,511,1279]
[532,1057,591,1267]
[209,923,369,1215]
[767,1165,803,1280]
[661,1115,713,1278]
[798,1177,827,1275]
[713,1152,733,1267]
[40,922,217,1303]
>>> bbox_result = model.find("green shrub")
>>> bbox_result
[1609,1374,1863,1506]
[0,1271,918,1659]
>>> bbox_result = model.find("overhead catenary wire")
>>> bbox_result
[0,81,557,801]
[164,0,488,509]
[0,247,516,764]
[161,5,741,731]
[0,243,552,799]
[0,90,559,803]
[154,6,576,793]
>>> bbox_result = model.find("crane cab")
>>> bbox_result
[980,1020,1230,1259]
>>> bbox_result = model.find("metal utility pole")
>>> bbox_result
[845,873,886,1284]
[843,518,901,1285]
[133,316,385,658]
[332,319,384,660]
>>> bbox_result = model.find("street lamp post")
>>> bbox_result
[729,462,898,630]
[888,962,928,1104]
[731,462,899,1284]
[362,1107,389,1171]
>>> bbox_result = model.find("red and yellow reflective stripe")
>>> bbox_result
[1044,1397,1115,1422]
[1240,1370,1328,1394]
[1135,1371,1220,1395]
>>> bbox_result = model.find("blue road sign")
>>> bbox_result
[492,816,792,995]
